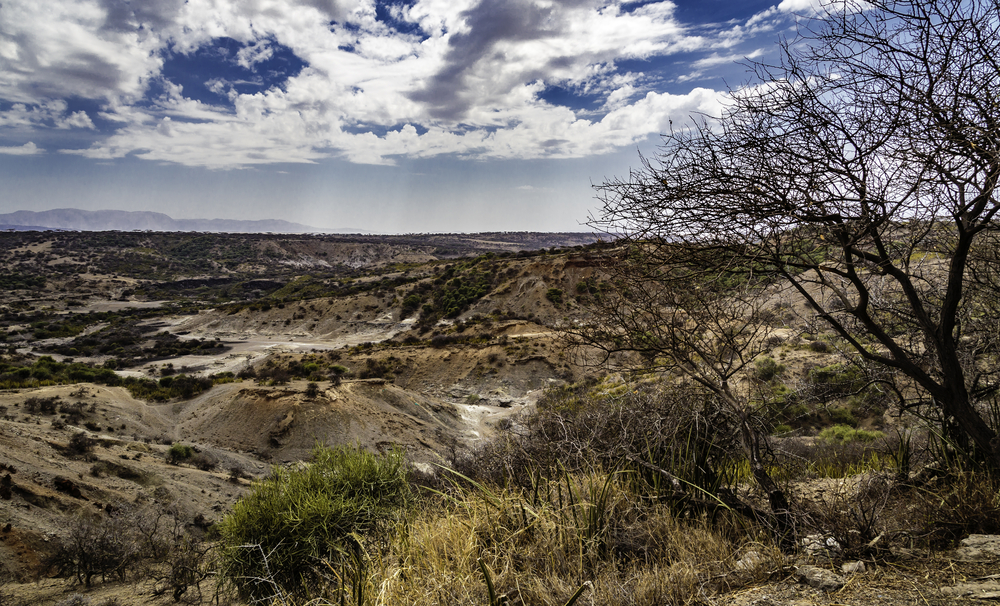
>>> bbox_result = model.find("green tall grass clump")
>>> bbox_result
[818,424,883,444]
[217,444,410,602]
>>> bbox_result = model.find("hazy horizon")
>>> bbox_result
[0,207,604,234]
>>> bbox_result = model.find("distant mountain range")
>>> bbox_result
[0,209,355,234]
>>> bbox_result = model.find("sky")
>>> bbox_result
[0,0,820,233]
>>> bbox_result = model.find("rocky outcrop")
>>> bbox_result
[954,534,1000,562]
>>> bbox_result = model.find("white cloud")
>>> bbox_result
[0,101,94,129]
[0,141,41,155]
[777,0,869,17]
[777,0,823,13]
[57,111,96,129]
[677,48,765,83]
[6,0,790,168]
[0,0,163,104]
[235,40,275,69]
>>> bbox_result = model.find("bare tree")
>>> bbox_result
[577,245,792,530]
[589,0,1000,466]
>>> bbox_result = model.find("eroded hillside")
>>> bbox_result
[0,232,613,594]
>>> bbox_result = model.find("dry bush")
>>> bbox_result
[90,459,158,486]
[24,396,60,415]
[45,505,212,603]
[797,472,896,557]
[358,357,398,379]
[189,452,218,472]
[374,470,780,606]
[913,471,1000,547]
[228,465,249,483]
[808,340,831,353]
[458,380,747,512]
[214,453,779,605]
[305,381,320,398]
[48,502,215,600]
[59,401,87,423]
[794,467,1000,560]
[67,432,96,458]
[49,506,149,587]
[148,515,217,604]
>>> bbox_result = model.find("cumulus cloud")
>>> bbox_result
[408,0,707,121]
[4,0,793,168]
[777,0,824,13]
[0,141,41,155]
[0,101,95,129]
[57,111,97,129]
[776,0,870,17]
[0,0,163,104]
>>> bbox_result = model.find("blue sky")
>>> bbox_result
[0,0,819,233]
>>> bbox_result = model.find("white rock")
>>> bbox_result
[735,551,765,571]
[841,560,866,573]
[795,565,845,591]
[800,534,842,558]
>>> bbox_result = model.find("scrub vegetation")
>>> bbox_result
[4,2,1000,603]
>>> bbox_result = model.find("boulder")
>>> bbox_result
[954,534,1000,562]
[794,565,845,591]
[941,581,1000,599]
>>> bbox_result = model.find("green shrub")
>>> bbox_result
[752,356,785,382]
[359,357,396,380]
[818,424,883,444]
[329,365,349,386]
[764,383,811,429]
[217,444,410,601]
[305,382,320,398]
[575,277,603,295]
[545,287,564,305]
[122,374,212,401]
[166,443,194,465]
[808,339,831,353]
[829,406,858,427]
[400,293,422,318]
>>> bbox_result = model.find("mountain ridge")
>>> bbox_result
[0,208,355,234]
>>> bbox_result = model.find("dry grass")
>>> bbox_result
[276,468,782,606]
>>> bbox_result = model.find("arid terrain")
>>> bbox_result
[0,230,998,605]
[0,231,607,602]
